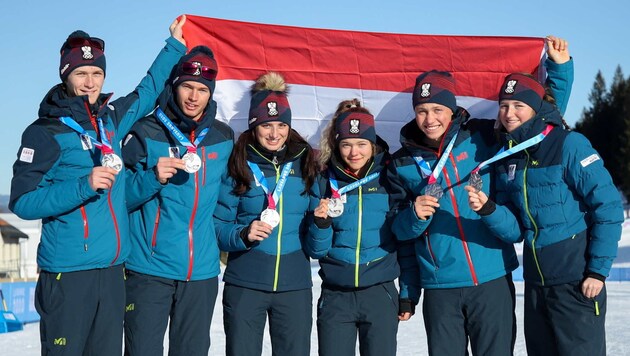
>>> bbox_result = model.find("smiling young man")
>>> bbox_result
[121,45,234,356]
[9,19,187,356]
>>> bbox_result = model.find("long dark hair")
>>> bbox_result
[228,129,319,195]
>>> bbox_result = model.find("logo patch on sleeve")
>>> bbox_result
[580,154,600,167]
[20,147,35,163]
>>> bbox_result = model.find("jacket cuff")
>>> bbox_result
[239,225,255,249]
[586,271,606,282]
[314,215,332,229]
[399,298,415,315]
[477,199,496,216]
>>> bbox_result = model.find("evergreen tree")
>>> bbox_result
[575,66,630,199]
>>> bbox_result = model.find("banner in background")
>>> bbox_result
[183,15,545,149]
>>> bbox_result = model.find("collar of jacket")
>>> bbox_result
[246,134,308,166]
[502,101,563,147]
[38,84,112,124]
[157,84,218,134]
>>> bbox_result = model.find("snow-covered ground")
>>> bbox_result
[3,221,630,355]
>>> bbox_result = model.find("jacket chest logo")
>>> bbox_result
[508,164,516,181]
[456,151,468,162]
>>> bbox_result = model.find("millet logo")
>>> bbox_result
[207,152,218,160]
[54,337,67,346]
[126,303,135,312]
[456,151,469,162]
[368,187,378,192]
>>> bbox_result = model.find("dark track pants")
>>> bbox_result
[317,281,400,356]
[35,264,126,356]
[123,271,218,356]
[524,280,606,356]
[422,274,516,356]
[223,283,312,356]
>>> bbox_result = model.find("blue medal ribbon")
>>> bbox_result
[246,161,293,210]
[471,125,553,174]
[155,107,208,153]
[427,131,459,185]
[59,116,108,152]
[329,169,380,199]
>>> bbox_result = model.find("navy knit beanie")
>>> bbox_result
[412,70,457,113]
[335,109,376,144]
[172,46,218,94]
[499,73,545,113]
[248,72,291,129]
[59,30,106,81]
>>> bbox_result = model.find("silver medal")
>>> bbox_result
[182,152,202,173]
[101,153,123,172]
[468,172,483,192]
[260,208,281,228]
[424,183,443,200]
[327,198,344,218]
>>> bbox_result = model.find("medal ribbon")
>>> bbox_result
[59,116,112,153]
[426,131,459,185]
[155,108,208,154]
[96,118,114,154]
[471,125,554,175]
[247,161,293,210]
[328,169,380,199]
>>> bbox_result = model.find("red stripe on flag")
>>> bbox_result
[183,15,544,100]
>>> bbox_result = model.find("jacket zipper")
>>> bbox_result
[80,206,89,251]
[186,130,199,281]
[151,206,161,255]
[355,186,364,288]
[444,154,478,285]
[425,231,438,269]
[273,164,283,292]
[107,190,122,265]
[523,149,544,285]
[202,147,207,186]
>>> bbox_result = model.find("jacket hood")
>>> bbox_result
[38,84,112,123]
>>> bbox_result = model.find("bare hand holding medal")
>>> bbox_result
[314,198,330,219]
[154,157,186,184]
[414,194,440,220]
[465,185,489,212]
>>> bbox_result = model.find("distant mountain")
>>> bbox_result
[0,194,9,213]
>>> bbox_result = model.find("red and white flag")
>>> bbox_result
[183,15,546,150]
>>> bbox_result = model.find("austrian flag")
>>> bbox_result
[182,15,546,150]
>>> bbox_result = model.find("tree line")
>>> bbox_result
[575,66,630,203]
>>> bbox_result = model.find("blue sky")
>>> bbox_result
[1,0,628,194]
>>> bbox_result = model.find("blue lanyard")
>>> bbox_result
[329,169,380,198]
[412,155,432,178]
[59,116,110,152]
[247,161,293,210]
[472,125,553,174]
[427,131,459,185]
[155,107,208,152]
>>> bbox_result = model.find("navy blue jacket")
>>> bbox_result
[214,140,317,292]
[123,83,234,281]
[9,37,186,272]
[480,101,623,285]
[305,139,420,303]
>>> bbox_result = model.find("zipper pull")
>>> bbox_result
[272,156,278,165]
[84,243,88,251]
